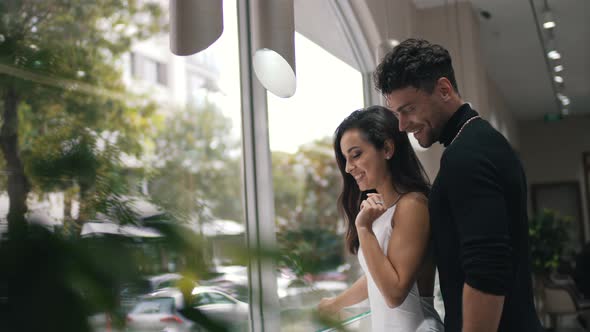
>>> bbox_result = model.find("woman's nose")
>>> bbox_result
[345,161,354,173]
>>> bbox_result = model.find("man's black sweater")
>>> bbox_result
[429,104,543,331]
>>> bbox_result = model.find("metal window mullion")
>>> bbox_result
[362,72,380,107]
[237,1,280,331]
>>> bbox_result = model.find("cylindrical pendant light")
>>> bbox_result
[251,0,296,98]
[170,0,223,56]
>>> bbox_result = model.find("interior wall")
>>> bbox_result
[416,3,520,179]
[518,115,590,242]
[347,1,519,180]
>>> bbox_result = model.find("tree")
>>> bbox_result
[296,138,342,231]
[272,150,304,224]
[273,137,344,276]
[0,0,162,233]
[148,101,242,227]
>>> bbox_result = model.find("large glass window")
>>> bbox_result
[266,33,366,331]
[0,1,248,331]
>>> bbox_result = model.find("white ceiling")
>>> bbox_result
[294,0,589,121]
[294,1,357,68]
[471,0,590,119]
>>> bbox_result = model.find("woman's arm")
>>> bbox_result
[318,275,368,314]
[357,192,430,308]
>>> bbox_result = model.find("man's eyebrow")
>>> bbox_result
[397,102,412,113]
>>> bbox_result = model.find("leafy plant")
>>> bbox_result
[528,209,571,274]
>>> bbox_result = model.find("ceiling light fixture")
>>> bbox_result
[547,50,561,60]
[251,0,297,98]
[169,0,223,56]
[557,93,570,106]
[541,0,556,30]
[376,39,400,64]
[542,10,556,29]
[532,0,570,116]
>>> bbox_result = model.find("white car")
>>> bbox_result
[126,289,193,332]
[191,287,249,330]
[126,287,248,332]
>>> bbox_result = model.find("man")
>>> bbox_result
[373,38,543,332]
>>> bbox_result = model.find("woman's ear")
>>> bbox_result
[384,140,395,160]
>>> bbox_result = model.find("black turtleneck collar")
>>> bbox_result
[438,103,479,147]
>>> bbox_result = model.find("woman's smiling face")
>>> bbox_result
[340,128,390,191]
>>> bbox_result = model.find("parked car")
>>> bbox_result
[120,273,183,313]
[148,273,184,290]
[204,265,249,302]
[126,286,248,332]
[191,286,249,330]
[126,289,194,332]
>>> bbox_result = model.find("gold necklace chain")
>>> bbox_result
[449,116,481,145]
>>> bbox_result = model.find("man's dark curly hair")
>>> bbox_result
[373,38,459,95]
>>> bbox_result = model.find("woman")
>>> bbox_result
[318,106,443,331]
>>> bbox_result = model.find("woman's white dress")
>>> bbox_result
[358,204,444,332]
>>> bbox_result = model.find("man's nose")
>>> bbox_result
[398,114,408,132]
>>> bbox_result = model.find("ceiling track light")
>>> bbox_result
[376,39,400,64]
[543,21,556,29]
[547,50,561,60]
[554,75,564,83]
[542,0,556,29]
[532,0,568,116]
[557,93,570,106]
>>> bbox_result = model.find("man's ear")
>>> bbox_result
[437,77,453,101]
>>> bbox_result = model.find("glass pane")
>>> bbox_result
[266,33,366,331]
[0,0,248,331]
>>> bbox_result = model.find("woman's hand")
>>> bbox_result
[355,193,387,229]
[318,297,340,316]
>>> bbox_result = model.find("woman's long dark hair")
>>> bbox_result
[334,105,430,254]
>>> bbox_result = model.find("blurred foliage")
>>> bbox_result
[528,209,571,274]
[0,220,236,331]
[273,137,344,276]
[0,224,141,331]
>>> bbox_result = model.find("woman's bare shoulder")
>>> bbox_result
[397,192,428,209]
[393,192,429,227]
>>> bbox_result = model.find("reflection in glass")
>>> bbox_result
[267,33,366,331]
[0,0,247,331]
